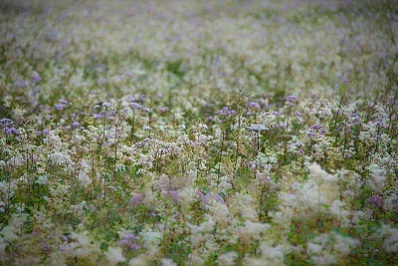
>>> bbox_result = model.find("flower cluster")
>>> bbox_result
[0,0,397,265]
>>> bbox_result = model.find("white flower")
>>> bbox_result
[0,237,6,261]
[128,254,148,266]
[307,243,323,254]
[162,258,177,266]
[217,251,238,266]
[307,162,337,184]
[333,235,359,255]
[367,163,386,192]
[241,221,270,240]
[141,231,162,250]
[259,244,284,262]
[189,214,215,234]
[78,171,92,187]
[311,253,337,265]
[248,124,268,132]
[379,224,398,253]
[105,246,126,266]
[49,152,74,170]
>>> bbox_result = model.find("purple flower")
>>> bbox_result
[0,118,13,127]
[5,127,18,135]
[310,124,327,135]
[55,104,66,111]
[93,113,104,119]
[311,124,323,130]
[124,233,139,240]
[159,106,168,113]
[118,233,141,251]
[367,195,384,208]
[119,239,130,246]
[102,102,110,108]
[129,193,145,208]
[131,102,142,110]
[72,121,80,128]
[125,71,136,78]
[272,111,281,116]
[32,73,42,83]
[15,79,27,88]
[339,75,348,84]
[162,190,180,204]
[248,101,261,110]
[285,96,296,106]
[59,99,68,105]
[216,106,236,117]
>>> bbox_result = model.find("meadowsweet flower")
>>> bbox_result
[140,231,161,250]
[105,246,126,265]
[241,221,270,240]
[367,163,386,192]
[78,171,92,187]
[202,192,225,206]
[162,258,177,266]
[379,224,398,253]
[307,162,337,185]
[217,251,238,266]
[128,254,148,266]
[49,152,74,169]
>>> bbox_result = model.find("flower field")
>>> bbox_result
[1,0,397,265]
